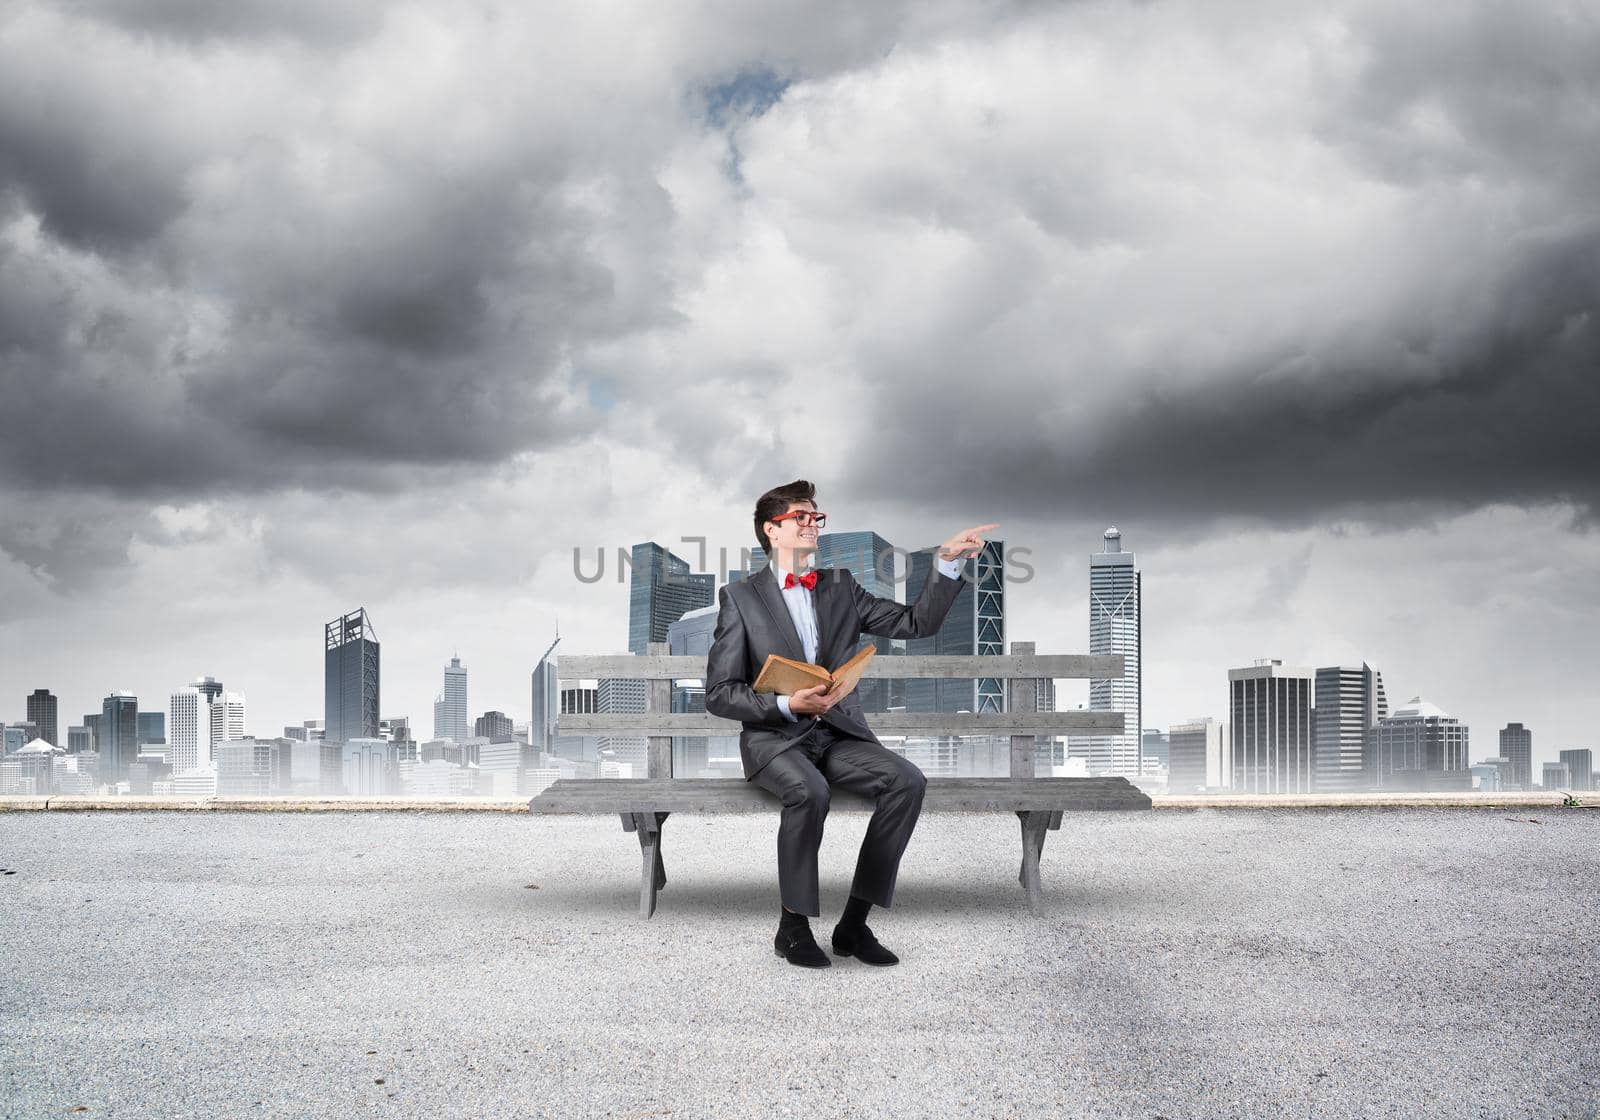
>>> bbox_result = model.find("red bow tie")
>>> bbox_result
[783,570,819,590]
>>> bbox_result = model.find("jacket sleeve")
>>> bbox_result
[850,564,967,640]
[704,585,794,728]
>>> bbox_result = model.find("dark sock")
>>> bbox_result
[779,907,810,932]
[839,894,872,932]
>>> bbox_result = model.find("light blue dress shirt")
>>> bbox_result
[773,553,965,722]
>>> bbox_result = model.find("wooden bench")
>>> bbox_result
[528,642,1152,916]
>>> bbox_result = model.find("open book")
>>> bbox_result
[752,644,876,699]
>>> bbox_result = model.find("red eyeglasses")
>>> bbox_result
[770,510,827,529]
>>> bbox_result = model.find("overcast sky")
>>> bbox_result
[1,0,1596,766]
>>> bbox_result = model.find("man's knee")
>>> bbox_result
[781,771,830,815]
[892,761,927,799]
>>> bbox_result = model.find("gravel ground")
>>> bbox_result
[1,808,1596,1119]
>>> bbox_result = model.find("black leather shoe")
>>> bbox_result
[830,923,899,966]
[774,925,831,968]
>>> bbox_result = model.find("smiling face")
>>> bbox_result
[765,499,820,570]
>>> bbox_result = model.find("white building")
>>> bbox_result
[169,688,214,774]
[1071,528,1141,777]
[210,691,247,744]
[432,655,469,742]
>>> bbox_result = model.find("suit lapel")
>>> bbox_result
[751,566,806,663]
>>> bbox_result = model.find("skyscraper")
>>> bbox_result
[530,635,560,755]
[1313,663,1388,793]
[210,692,247,744]
[169,688,213,773]
[26,690,58,747]
[816,531,897,712]
[100,691,139,786]
[904,540,1005,714]
[432,655,469,742]
[192,676,224,704]
[1558,749,1593,792]
[1371,697,1471,791]
[474,711,514,743]
[628,542,714,655]
[1229,661,1314,794]
[1074,528,1141,776]
[1498,723,1533,791]
[325,609,380,743]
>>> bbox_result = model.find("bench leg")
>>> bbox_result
[621,812,669,918]
[1016,810,1052,914]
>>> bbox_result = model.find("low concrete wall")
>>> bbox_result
[1,791,1588,812]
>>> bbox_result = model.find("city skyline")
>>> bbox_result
[1,0,1596,770]
[4,521,1592,781]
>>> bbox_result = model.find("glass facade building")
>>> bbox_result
[628,542,714,655]
[325,609,380,744]
[100,691,140,786]
[904,541,1004,714]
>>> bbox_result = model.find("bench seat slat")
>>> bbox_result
[529,777,1152,814]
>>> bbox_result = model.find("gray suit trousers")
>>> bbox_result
[748,719,928,916]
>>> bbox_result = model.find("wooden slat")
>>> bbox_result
[557,712,1124,735]
[561,654,1124,681]
[529,777,1152,814]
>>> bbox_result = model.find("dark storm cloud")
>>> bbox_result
[671,0,1600,530]
[859,226,1600,526]
[62,0,387,46]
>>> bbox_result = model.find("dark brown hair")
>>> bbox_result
[753,479,816,554]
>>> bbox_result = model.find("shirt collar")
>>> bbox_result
[769,554,816,585]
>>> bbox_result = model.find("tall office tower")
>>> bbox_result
[1558,749,1593,792]
[1498,723,1533,791]
[432,656,469,742]
[99,691,140,785]
[474,711,515,743]
[1168,718,1231,793]
[83,713,101,750]
[597,677,648,774]
[817,531,898,712]
[1084,528,1141,777]
[628,542,715,655]
[210,692,246,743]
[1312,663,1388,794]
[1228,661,1314,794]
[1541,761,1571,789]
[325,609,380,743]
[1371,697,1471,791]
[904,540,1005,714]
[192,676,224,704]
[136,711,166,746]
[530,635,560,755]
[26,690,58,746]
[169,688,214,773]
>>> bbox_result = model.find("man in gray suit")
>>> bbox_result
[704,478,997,969]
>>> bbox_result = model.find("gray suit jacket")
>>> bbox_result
[704,562,969,780]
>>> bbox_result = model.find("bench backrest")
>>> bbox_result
[558,642,1124,780]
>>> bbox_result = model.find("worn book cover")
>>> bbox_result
[752,643,876,698]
